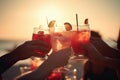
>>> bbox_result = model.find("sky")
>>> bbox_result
[0,0,120,40]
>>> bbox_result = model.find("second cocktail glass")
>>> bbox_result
[47,26,71,80]
[64,24,91,80]
[71,24,91,59]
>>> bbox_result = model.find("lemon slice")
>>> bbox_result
[48,20,56,28]
[84,18,88,24]
[64,22,72,31]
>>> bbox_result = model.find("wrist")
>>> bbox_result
[10,50,22,60]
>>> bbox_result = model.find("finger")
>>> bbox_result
[62,48,72,57]
[82,43,96,52]
[25,40,46,45]
[31,46,49,57]
[32,52,46,57]
[31,46,48,52]
[52,48,71,57]
[59,48,71,61]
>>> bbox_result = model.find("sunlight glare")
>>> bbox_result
[41,6,63,26]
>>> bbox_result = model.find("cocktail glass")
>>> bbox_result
[31,26,52,70]
[47,26,71,80]
[64,24,90,80]
[71,24,90,59]
[32,27,51,57]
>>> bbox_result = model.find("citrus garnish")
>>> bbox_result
[64,22,72,31]
[48,20,56,28]
[84,18,88,24]
[38,31,44,34]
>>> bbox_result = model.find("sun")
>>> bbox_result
[39,5,63,26]
[43,6,61,19]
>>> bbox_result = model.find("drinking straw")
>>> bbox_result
[76,14,79,31]
[46,16,49,26]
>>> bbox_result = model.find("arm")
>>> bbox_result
[90,37,120,58]
[15,48,71,80]
[102,57,120,70]
[0,51,20,74]
[84,43,120,70]
[15,61,55,80]
[0,40,47,74]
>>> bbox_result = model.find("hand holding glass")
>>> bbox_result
[31,27,52,70]
[32,27,52,57]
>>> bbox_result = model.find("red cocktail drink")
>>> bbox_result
[31,27,52,70]
[32,28,51,57]
[52,27,71,52]
[71,30,90,56]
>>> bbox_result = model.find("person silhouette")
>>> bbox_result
[83,31,120,80]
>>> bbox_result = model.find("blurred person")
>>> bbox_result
[83,31,120,80]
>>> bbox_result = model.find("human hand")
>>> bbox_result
[15,48,71,80]
[43,48,72,68]
[83,43,104,63]
[11,40,48,60]
[90,37,120,58]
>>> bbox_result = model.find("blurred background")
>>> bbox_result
[0,0,120,40]
[0,0,120,80]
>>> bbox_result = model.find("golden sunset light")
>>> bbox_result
[0,1,120,80]
[0,0,120,40]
